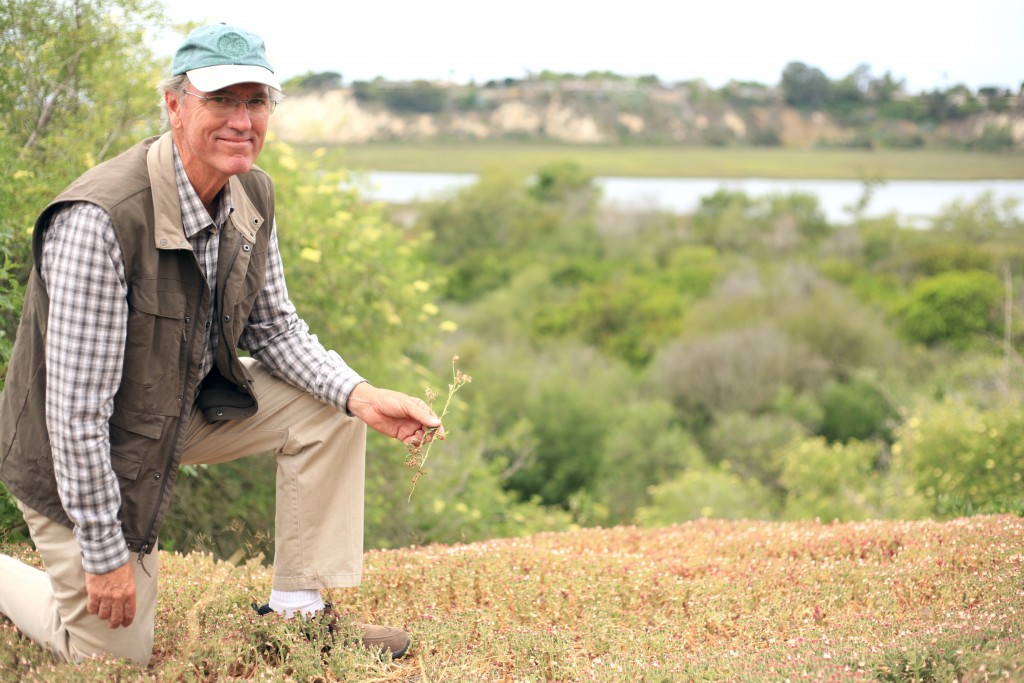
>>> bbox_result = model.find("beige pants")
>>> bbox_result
[0,358,366,665]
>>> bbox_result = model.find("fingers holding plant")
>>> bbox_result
[405,356,472,501]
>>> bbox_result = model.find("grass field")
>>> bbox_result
[309,143,1024,180]
[2,515,1022,681]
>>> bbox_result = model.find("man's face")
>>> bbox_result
[166,82,270,193]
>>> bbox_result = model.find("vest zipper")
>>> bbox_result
[137,544,153,576]
[137,229,247,556]
[137,280,206,558]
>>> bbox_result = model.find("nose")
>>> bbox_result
[226,101,254,129]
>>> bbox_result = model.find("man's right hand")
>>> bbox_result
[85,561,137,628]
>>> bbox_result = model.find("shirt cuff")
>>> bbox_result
[76,529,131,575]
[335,374,368,416]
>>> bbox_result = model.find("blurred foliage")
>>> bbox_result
[0,0,166,374]
[636,467,776,526]
[3,1,1024,560]
[895,400,1024,516]
[899,270,1004,348]
[818,376,900,444]
[778,437,922,521]
[414,162,1024,532]
[256,142,438,382]
[691,188,832,255]
[415,160,600,302]
[352,78,447,113]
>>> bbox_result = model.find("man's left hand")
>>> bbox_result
[347,383,444,444]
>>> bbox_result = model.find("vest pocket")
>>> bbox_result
[110,450,143,481]
[122,285,187,390]
[109,405,167,482]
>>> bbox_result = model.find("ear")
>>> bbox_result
[165,90,184,130]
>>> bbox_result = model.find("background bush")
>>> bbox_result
[895,400,1024,516]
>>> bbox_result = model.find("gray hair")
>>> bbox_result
[157,74,190,129]
[156,75,283,129]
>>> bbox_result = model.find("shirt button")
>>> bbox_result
[153,473,161,481]
[184,316,191,324]
[159,238,168,246]
[223,315,231,323]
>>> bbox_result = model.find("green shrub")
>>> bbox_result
[594,399,703,523]
[818,377,899,444]
[664,245,725,296]
[458,341,633,510]
[649,324,829,415]
[779,437,918,521]
[775,270,906,371]
[930,191,1024,241]
[703,411,807,496]
[364,414,574,549]
[899,270,1003,348]
[972,124,1015,152]
[893,243,994,279]
[690,189,831,255]
[894,399,1024,516]
[505,369,615,506]
[636,466,775,525]
[533,272,687,367]
[260,143,437,385]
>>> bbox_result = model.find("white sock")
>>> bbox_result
[267,589,324,618]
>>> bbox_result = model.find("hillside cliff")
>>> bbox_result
[273,80,1024,150]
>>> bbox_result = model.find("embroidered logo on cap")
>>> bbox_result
[217,33,250,59]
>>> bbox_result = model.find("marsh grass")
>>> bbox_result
[1,515,1022,681]
[315,143,1024,181]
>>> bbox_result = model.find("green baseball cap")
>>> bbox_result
[172,23,281,92]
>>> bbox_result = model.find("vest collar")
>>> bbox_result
[226,174,264,244]
[146,132,265,250]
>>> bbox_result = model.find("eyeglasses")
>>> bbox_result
[183,91,278,116]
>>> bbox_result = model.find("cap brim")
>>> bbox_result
[186,64,281,92]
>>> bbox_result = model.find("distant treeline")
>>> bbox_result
[283,63,1023,150]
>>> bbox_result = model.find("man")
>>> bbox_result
[0,23,437,665]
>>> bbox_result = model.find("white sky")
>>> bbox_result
[154,0,1024,93]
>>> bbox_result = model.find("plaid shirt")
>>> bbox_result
[41,148,365,574]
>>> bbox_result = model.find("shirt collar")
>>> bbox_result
[172,146,234,238]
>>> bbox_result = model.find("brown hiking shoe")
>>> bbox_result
[252,601,410,659]
[356,622,411,659]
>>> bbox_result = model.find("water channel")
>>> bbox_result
[364,171,1024,225]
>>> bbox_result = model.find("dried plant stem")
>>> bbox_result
[406,356,471,501]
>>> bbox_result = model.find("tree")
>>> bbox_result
[0,0,166,371]
[827,65,869,122]
[868,71,905,102]
[780,61,831,111]
[284,71,342,92]
[381,80,447,113]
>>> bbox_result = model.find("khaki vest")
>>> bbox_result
[0,132,275,556]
